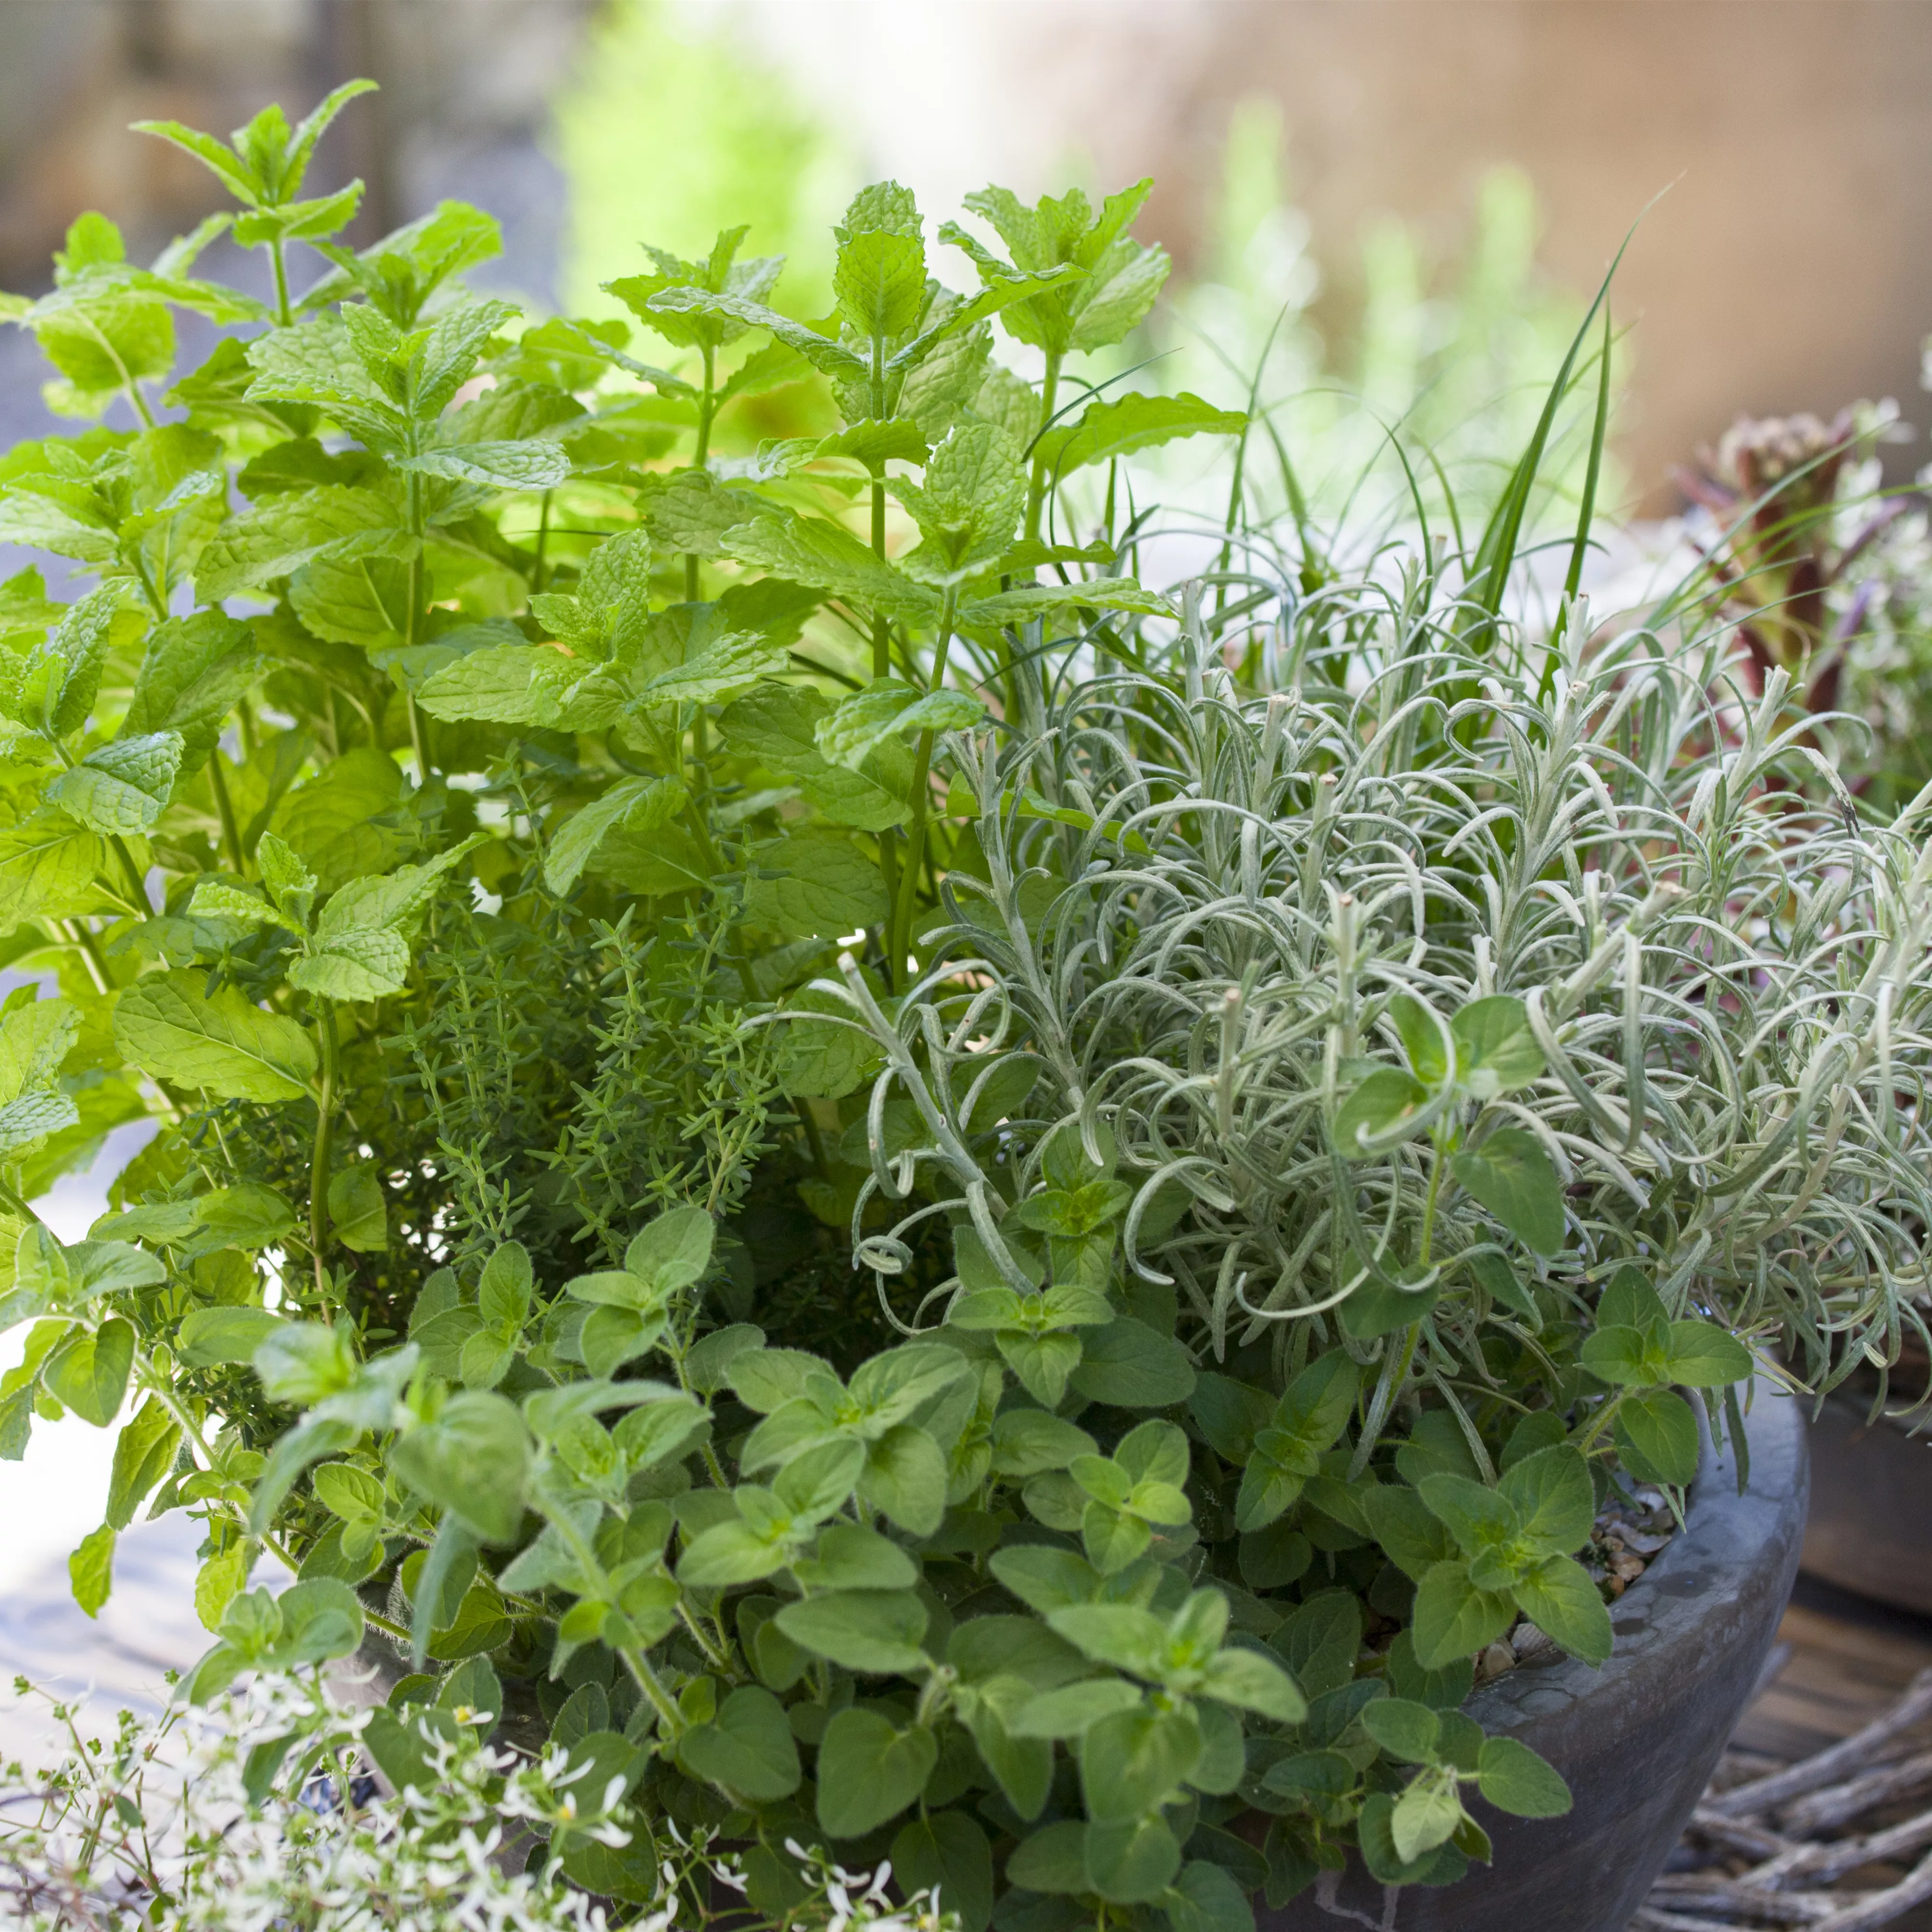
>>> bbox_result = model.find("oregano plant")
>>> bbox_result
[0,81,1927,1932]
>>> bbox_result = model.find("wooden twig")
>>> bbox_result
[1689,1809,1793,1860]
[1812,1844,1932,1932]
[1649,1668,1932,1931]
[1634,1908,1785,1932]
[1787,1805,1932,1885]
[1704,1669,1932,1818]
[1778,1749,1932,1836]
[1647,1876,1834,1923]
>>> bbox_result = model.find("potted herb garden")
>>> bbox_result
[1,82,1927,1932]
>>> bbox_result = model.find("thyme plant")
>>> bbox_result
[0,80,1925,1932]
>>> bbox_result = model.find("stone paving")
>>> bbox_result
[0,1515,207,1767]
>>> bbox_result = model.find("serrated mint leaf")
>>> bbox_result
[742,829,887,938]
[722,515,938,625]
[196,485,405,602]
[719,684,909,831]
[639,630,787,707]
[956,578,1173,625]
[0,812,103,936]
[47,730,184,835]
[834,228,928,339]
[266,748,408,895]
[544,776,687,895]
[288,552,411,649]
[417,643,576,724]
[815,678,983,772]
[403,440,570,491]
[317,836,485,940]
[0,996,79,1106]
[114,968,317,1102]
[289,926,411,1002]
[1033,392,1244,475]
[187,880,287,929]
[0,1088,81,1159]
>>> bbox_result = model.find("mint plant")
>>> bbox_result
[0,81,1925,1932]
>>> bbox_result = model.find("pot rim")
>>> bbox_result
[1463,1381,1806,1730]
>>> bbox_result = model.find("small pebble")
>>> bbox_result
[1512,1621,1557,1661]
[1476,1641,1517,1682]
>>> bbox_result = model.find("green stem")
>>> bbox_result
[1023,352,1063,544]
[308,1007,339,1317]
[130,553,169,623]
[208,753,246,875]
[0,1178,43,1225]
[1349,1317,1424,1481]
[532,489,553,594]
[620,1640,685,1735]
[869,463,892,679]
[139,1366,216,1470]
[270,238,293,328]
[1572,1387,1630,1455]
[888,592,958,978]
[867,456,903,984]
[676,1600,733,1675]
[686,344,716,604]
[58,918,111,996]
[1417,1123,1450,1266]
[110,837,151,916]
[404,690,429,779]
[404,473,433,779]
[798,1099,831,1182]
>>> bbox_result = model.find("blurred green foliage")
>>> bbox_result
[553,0,855,320]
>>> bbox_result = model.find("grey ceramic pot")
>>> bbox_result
[1264,1388,1807,1932]
[1801,1388,1932,1615]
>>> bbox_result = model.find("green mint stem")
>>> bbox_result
[308,1006,339,1316]
[1024,352,1062,544]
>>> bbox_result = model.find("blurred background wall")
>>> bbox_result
[0,0,1928,506]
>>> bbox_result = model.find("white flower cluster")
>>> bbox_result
[0,1673,957,1932]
